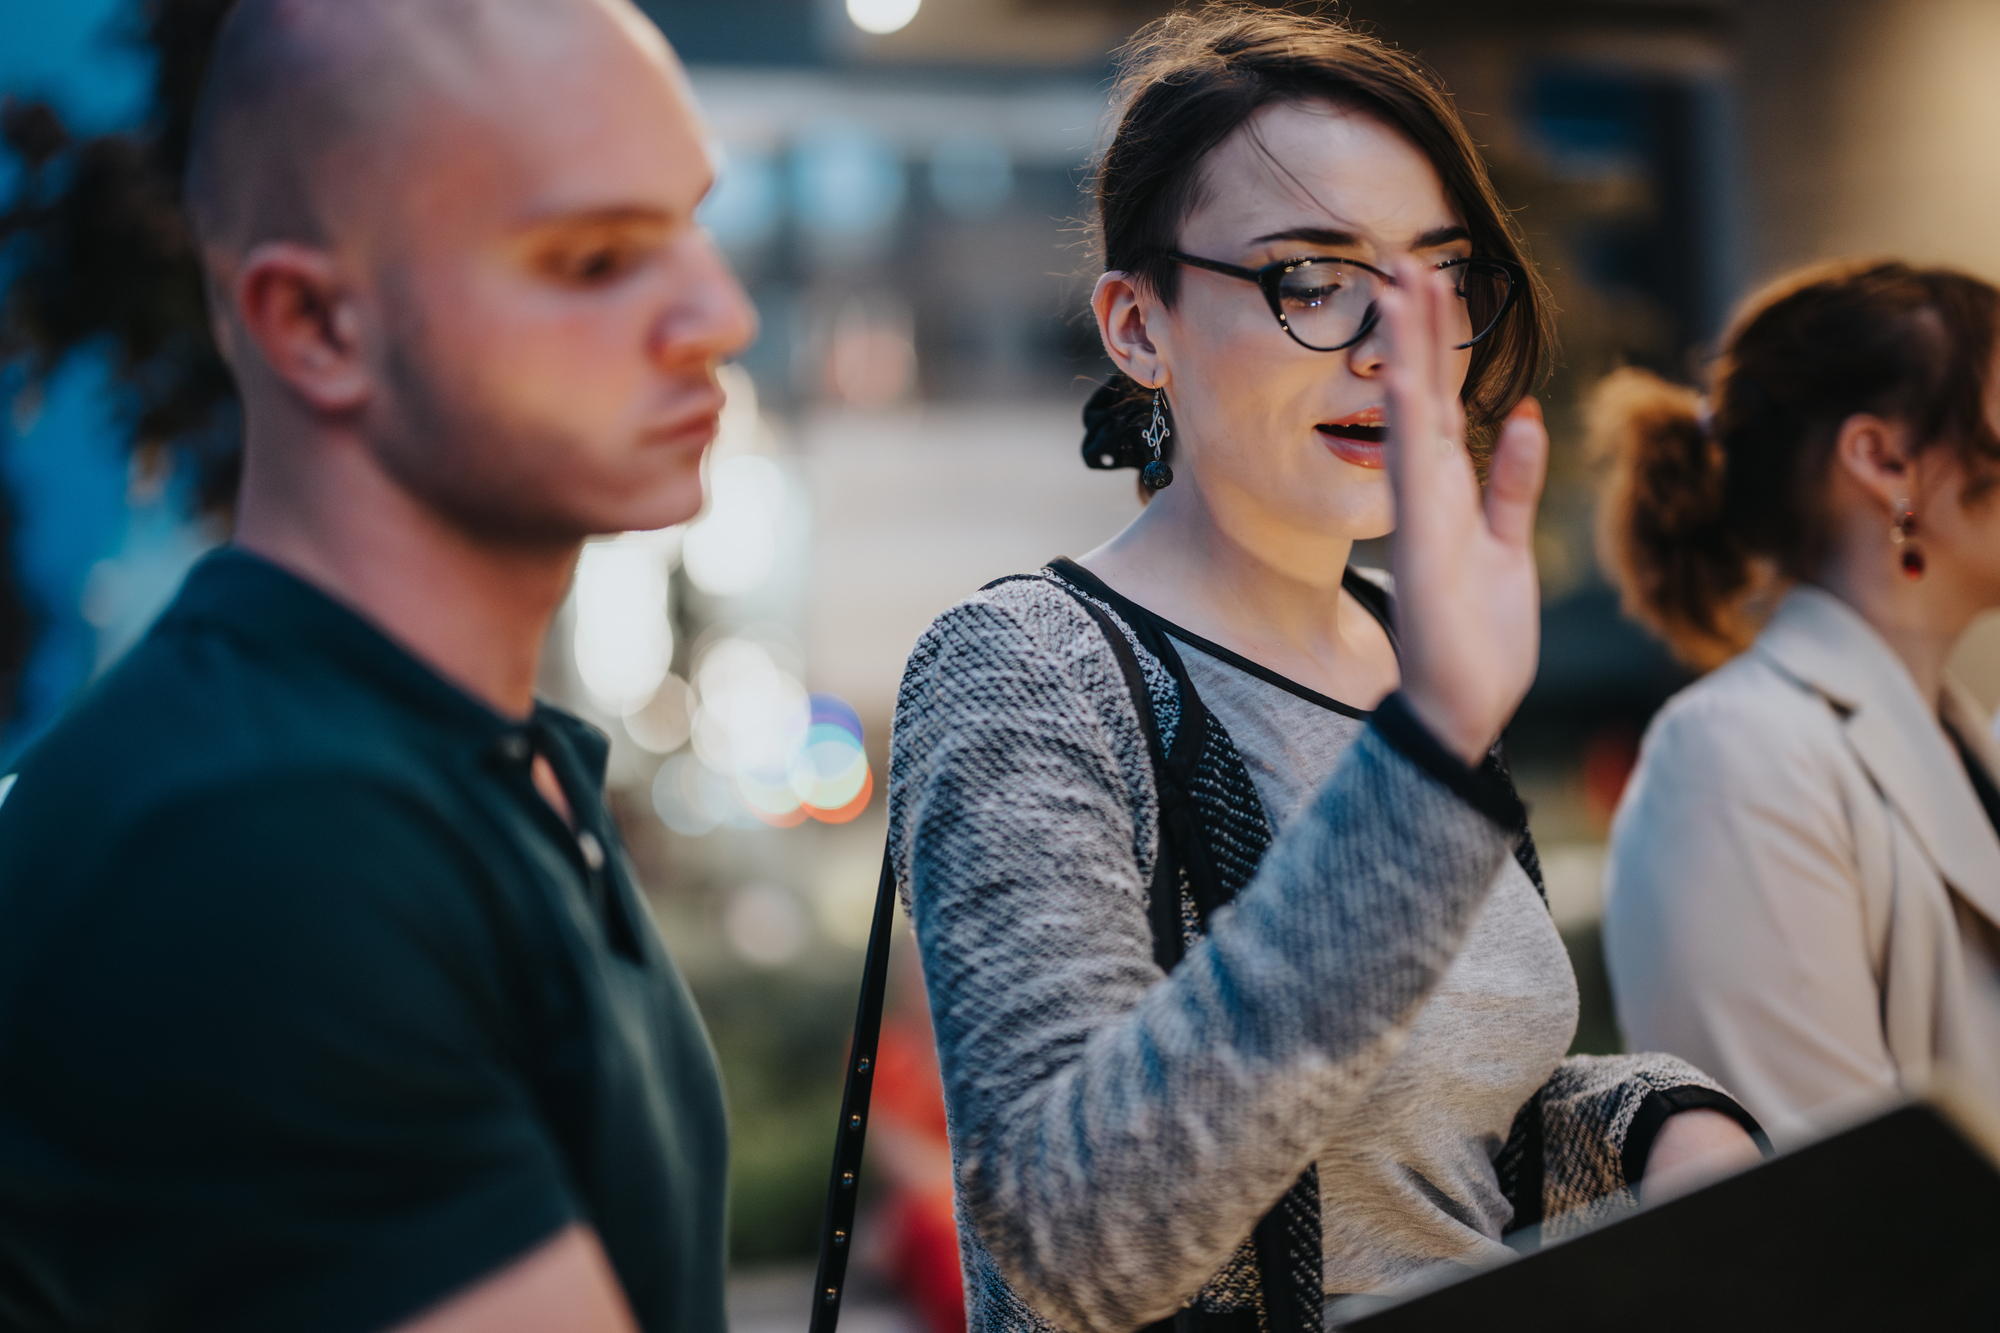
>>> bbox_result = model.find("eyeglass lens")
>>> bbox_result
[1276,260,1511,351]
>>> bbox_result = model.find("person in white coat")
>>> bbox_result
[1592,259,2000,1143]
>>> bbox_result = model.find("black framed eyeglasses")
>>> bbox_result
[1162,251,1523,354]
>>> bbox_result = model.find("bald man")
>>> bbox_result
[0,1,754,1329]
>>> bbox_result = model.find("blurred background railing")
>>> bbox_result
[5,1,2000,1328]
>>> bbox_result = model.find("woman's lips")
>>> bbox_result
[1317,421,1387,469]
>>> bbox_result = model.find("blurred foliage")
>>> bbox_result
[0,0,243,514]
[0,482,24,725]
[0,1,242,727]
[692,966,856,1263]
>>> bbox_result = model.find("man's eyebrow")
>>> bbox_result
[521,205,678,231]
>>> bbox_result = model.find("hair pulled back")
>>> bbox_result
[1592,259,2000,669]
[1082,2,1552,483]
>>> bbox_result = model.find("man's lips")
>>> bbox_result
[644,395,726,446]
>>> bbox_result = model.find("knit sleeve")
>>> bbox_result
[1508,1053,1768,1242]
[888,589,1514,1333]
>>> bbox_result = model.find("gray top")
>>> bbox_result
[888,571,1738,1333]
[1180,639,1578,1294]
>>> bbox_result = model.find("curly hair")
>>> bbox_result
[1591,258,2000,669]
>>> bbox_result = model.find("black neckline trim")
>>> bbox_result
[1045,558,1394,722]
[1949,725,2000,840]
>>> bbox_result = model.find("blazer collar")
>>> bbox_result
[1753,585,2000,923]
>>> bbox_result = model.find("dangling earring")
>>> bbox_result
[1891,497,1925,580]
[1141,386,1173,490]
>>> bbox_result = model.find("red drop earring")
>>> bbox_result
[1891,498,1925,580]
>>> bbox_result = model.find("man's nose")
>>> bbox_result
[652,233,759,369]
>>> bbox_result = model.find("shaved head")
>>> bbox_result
[184,0,676,257]
[192,0,754,557]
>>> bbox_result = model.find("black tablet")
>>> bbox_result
[1342,1095,2000,1332]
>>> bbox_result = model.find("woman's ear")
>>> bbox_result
[1832,412,1918,510]
[1093,270,1166,388]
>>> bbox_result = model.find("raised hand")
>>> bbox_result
[1379,258,1549,765]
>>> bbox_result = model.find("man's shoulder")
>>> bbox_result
[0,613,476,961]
[0,727,506,1027]
[8,607,421,824]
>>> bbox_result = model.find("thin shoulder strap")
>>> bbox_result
[990,569,1194,971]
[808,568,1175,1329]
[807,847,898,1332]
[1341,565,1397,648]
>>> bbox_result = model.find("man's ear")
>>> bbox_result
[230,241,373,414]
[1832,411,1918,510]
[1093,270,1166,388]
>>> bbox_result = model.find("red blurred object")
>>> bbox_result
[1581,722,1641,829]
[867,1017,964,1333]
[872,1021,950,1142]
[876,1183,965,1333]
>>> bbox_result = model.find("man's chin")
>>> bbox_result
[585,479,709,537]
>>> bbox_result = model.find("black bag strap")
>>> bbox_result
[806,565,1313,1333]
[806,571,1068,1331]
[807,847,899,1332]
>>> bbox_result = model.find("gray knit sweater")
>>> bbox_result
[887,571,1738,1333]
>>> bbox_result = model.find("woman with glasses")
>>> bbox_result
[1597,260,2000,1143]
[886,7,1762,1331]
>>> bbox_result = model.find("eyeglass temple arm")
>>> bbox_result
[1163,251,1264,283]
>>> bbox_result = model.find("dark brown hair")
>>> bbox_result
[1591,258,2000,669]
[1081,2,1552,480]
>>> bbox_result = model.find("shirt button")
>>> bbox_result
[577,830,606,871]
[496,734,531,764]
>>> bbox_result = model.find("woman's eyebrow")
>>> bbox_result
[1248,226,1361,248]
[1414,225,1471,248]
[1245,224,1471,250]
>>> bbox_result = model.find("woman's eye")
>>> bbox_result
[1282,273,1346,306]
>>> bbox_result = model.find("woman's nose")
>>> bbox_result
[1346,320,1389,377]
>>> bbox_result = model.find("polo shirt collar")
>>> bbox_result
[162,547,538,753]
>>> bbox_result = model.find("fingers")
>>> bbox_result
[1380,263,1436,488]
[1382,258,1476,534]
[1485,397,1548,550]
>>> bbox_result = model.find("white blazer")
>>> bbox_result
[1604,586,2000,1142]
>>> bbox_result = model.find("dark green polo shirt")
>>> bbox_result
[0,550,728,1333]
